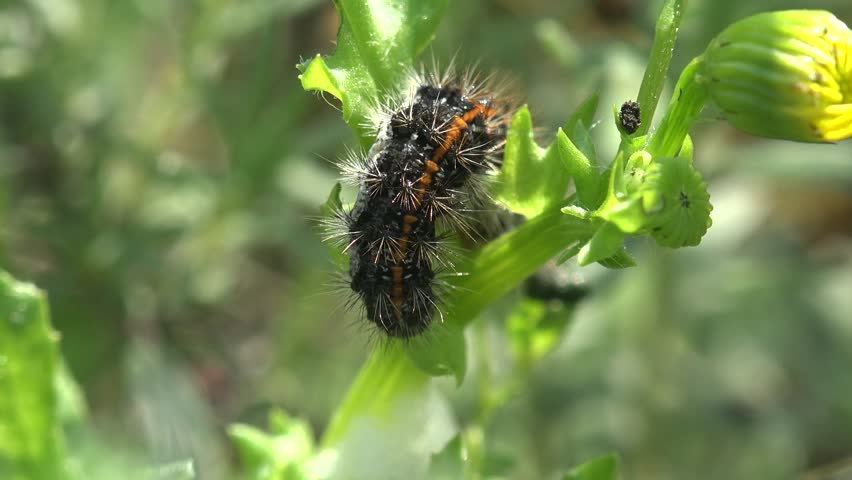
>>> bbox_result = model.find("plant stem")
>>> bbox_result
[645,57,707,157]
[635,0,686,136]
[320,208,596,446]
[447,208,596,327]
[320,343,428,447]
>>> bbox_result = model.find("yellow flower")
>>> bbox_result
[700,10,852,142]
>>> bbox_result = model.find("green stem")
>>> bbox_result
[645,57,708,157]
[320,208,596,446]
[320,343,429,447]
[635,0,686,137]
[447,208,596,326]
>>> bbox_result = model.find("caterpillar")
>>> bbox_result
[325,68,514,339]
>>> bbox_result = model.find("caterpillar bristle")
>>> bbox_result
[321,61,515,339]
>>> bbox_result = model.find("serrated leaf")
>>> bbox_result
[0,271,65,480]
[564,454,619,480]
[297,0,449,146]
[495,106,571,217]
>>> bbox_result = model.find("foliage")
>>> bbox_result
[1,0,852,479]
[0,271,65,480]
[297,0,852,478]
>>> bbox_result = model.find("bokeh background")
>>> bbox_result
[2,0,852,478]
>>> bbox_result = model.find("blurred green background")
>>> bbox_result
[2,0,852,478]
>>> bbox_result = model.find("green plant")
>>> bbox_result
[2,1,850,479]
[0,268,196,479]
[248,1,852,478]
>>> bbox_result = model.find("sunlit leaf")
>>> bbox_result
[495,106,570,217]
[297,0,449,146]
[0,271,65,480]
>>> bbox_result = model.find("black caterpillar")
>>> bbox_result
[329,72,512,338]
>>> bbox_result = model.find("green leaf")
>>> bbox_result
[677,134,693,162]
[297,0,449,146]
[0,271,65,480]
[570,122,599,173]
[593,147,630,221]
[320,182,343,215]
[55,359,87,428]
[598,191,646,234]
[553,129,602,209]
[495,106,570,218]
[560,94,604,210]
[407,322,466,385]
[595,248,637,269]
[577,223,626,267]
[555,239,585,265]
[564,454,619,480]
[229,409,315,480]
[562,92,600,139]
[427,435,465,480]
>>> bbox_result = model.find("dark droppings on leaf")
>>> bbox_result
[679,191,690,208]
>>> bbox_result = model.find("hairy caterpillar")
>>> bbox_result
[324,67,514,338]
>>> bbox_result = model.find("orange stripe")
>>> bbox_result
[388,103,497,321]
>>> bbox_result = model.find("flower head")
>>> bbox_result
[597,152,712,248]
[700,10,852,142]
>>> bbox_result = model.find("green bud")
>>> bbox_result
[700,10,852,142]
[598,154,712,248]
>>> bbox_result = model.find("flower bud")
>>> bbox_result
[700,10,852,142]
[598,154,712,248]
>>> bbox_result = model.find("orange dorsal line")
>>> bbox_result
[390,103,497,319]
[415,104,496,203]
